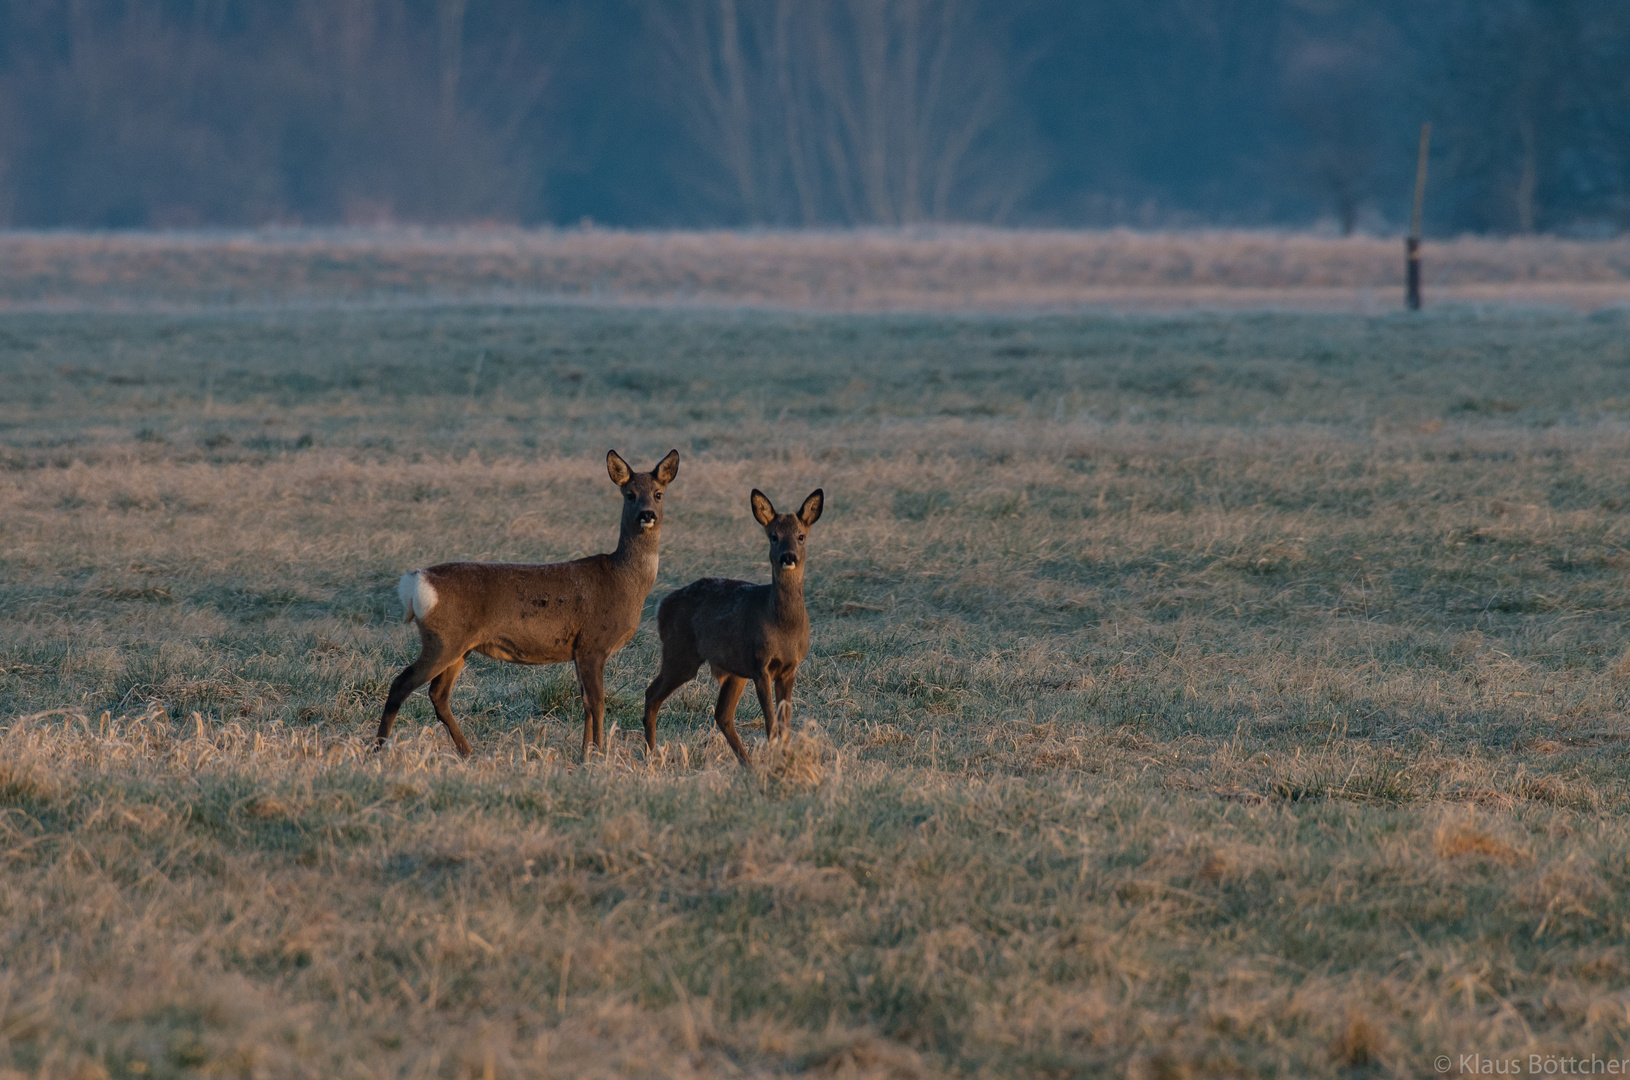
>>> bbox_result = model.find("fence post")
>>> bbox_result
[1407,122,1431,311]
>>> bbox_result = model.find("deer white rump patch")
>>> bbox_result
[398,571,438,623]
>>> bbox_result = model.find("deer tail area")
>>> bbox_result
[397,570,439,624]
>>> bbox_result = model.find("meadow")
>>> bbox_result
[4,294,1630,1077]
[2,228,1629,312]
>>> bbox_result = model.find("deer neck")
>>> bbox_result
[611,525,660,582]
[770,567,806,627]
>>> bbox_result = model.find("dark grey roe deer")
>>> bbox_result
[375,449,679,757]
[641,488,824,763]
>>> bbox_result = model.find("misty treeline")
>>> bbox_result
[0,0,1625,233]
[0,0,560,226]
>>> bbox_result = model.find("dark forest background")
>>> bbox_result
[0,0,1625,234]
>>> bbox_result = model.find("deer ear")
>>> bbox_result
[797,488,824,527]
[750,489,776,527]
[606,450,633,487]
[653,449,679,485]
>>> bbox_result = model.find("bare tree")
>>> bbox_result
[651,0,1035,225]
[1514,115,1537,233]
[773,0,822,224]
[649,0,769,220]
[813,0,1000,222]
[438,0,469,126]
[1282,41,1387,235]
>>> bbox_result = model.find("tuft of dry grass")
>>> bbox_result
[6,301,1630,1075]
[1329,1008,1390,1070]
[757,725,838,792]
[1433,813,1528,864]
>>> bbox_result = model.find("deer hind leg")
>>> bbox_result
[426,655,473,758]
[752,671,779,743]
[713,675,750,765]
[575,652,608,757]
[642,646,702,753]
[374,636,453,749]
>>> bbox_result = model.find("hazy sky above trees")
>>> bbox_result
[0,0,1624,233]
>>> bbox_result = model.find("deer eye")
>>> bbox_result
[798,535,805,541]
[654,492,662,500]
[625,491,634,500]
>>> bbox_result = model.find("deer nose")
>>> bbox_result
[779,552,798,568]
[637,510,657,527]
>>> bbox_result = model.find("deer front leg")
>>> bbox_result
[773,670,795,734]
[752,671,779,743]
[575,652,608,757]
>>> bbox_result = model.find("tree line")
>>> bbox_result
[0,0,1624,233]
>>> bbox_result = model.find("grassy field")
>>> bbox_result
[5,300,1630,1077]
[2,228,1629,312]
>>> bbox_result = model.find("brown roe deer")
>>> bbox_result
[375,449,679,757]
[641,488,823,763]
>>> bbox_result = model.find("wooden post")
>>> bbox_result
[1407,122,1431,311]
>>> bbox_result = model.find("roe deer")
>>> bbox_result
[375,449,679,757]
[641,487,823,764]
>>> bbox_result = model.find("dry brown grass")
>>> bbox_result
[5,302,1630,1076]
[1,227,1628,312]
